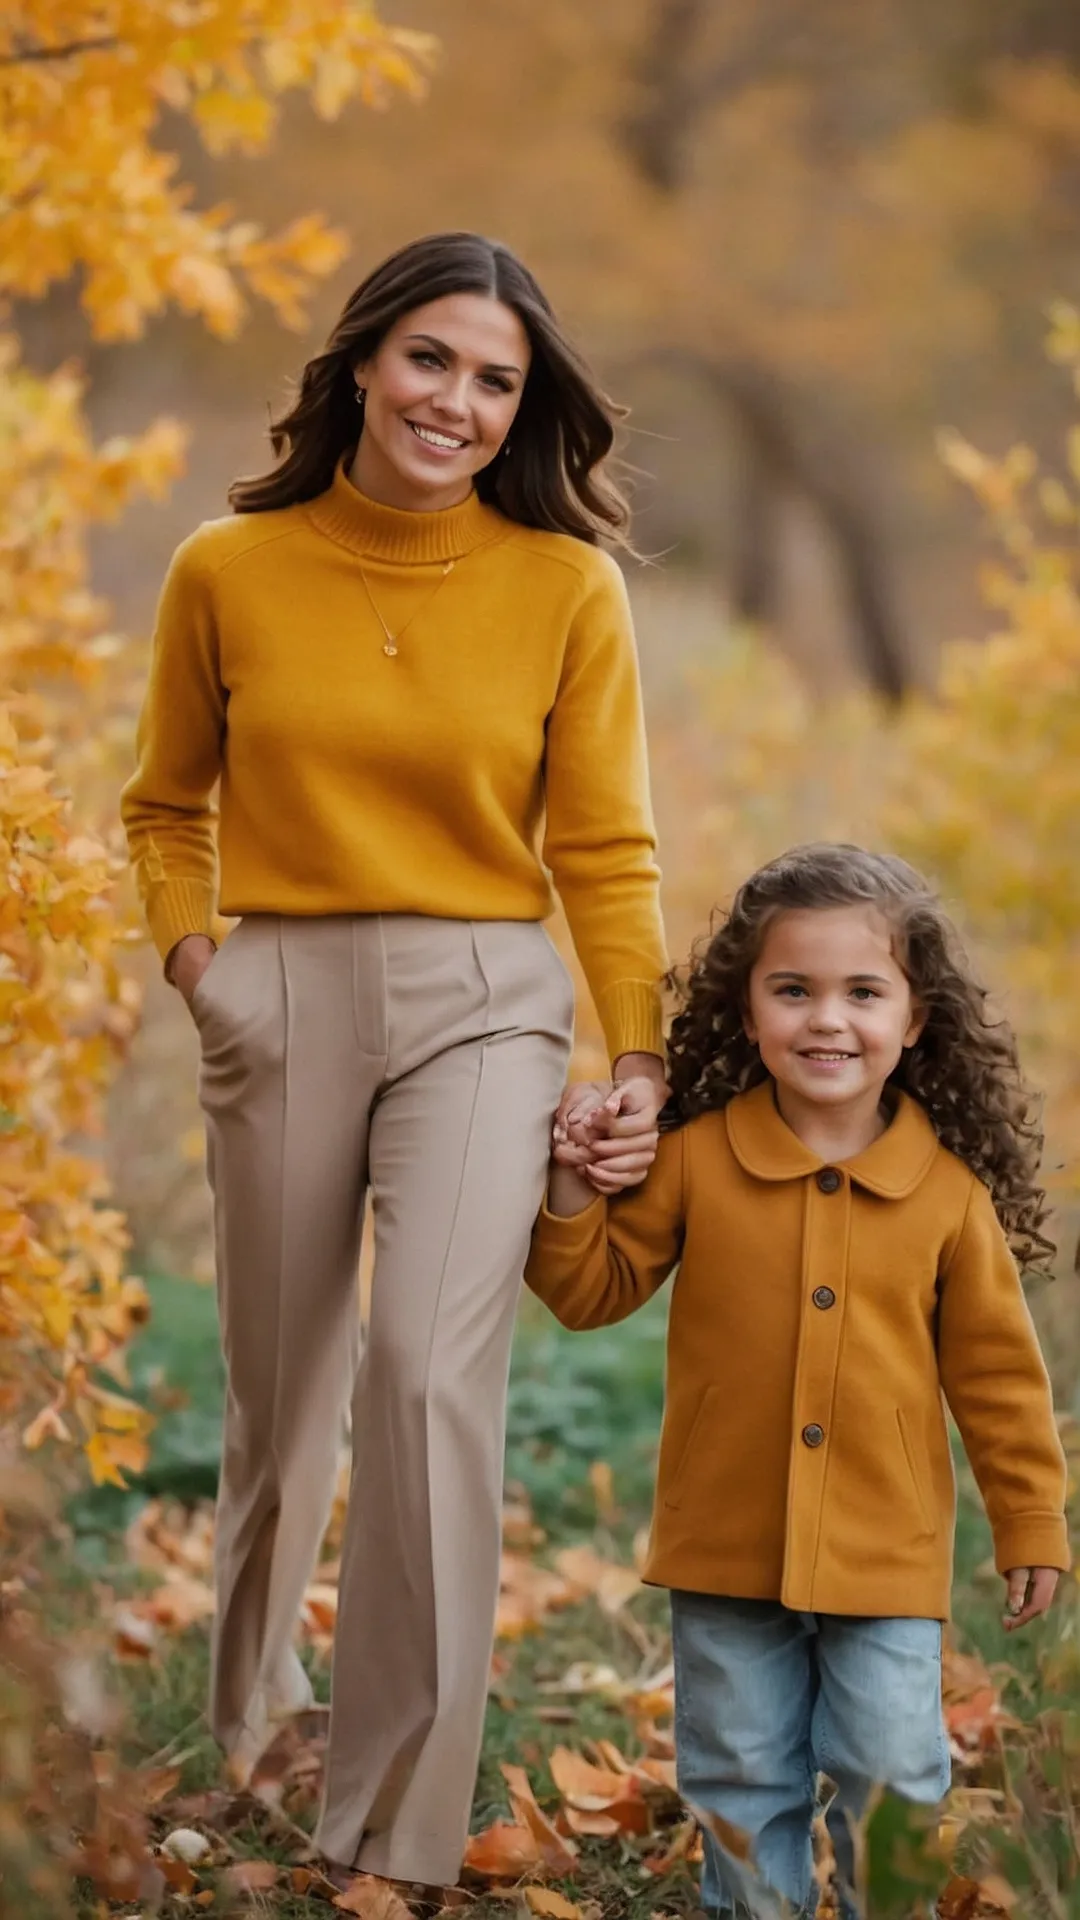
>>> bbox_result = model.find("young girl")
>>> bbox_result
[526,844,1070,1918]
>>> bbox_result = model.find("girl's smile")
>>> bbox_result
[744,904,925,1152]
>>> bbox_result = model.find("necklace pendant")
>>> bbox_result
[383,641,398,658]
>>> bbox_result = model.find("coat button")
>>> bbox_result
[802,1423,825,1447]
[812,1286,836,1309]
[817,1168,841,1193]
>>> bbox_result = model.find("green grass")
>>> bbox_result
[45,1274,1079,1917]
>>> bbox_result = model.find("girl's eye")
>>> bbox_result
[850,986,880,1002]
[776,985,807,999]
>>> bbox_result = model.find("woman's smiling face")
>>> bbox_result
[350,292,531,512]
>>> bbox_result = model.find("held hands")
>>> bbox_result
[552,1073,663,1196]
[1002,1566,1059,1632]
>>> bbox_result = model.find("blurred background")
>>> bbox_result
[19,0,1080,1347]
[5,11,1080,1906]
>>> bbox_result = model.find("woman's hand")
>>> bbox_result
[1002,1566,1059,1631]
[168,933,217,1009]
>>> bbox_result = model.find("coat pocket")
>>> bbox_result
[662,1385,717,1511]
[896,1407,937,1540]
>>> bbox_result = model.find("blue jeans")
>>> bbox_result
[671,1593,951,1917]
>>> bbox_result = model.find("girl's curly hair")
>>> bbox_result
[664,843,1054,1270]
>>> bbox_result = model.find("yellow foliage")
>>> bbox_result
[1,2,430,1481]
[0,5,434,338]
[894,321,1080,1173]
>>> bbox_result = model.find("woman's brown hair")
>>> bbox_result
[229,230,632,547]
[665,843,1054,1269]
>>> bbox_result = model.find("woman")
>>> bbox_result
[121,231,667,1889]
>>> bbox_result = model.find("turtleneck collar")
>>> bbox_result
[306,457,504,564]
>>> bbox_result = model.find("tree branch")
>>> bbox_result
[0,35,117,67]
[625,345,913,701]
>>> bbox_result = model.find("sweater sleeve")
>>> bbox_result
[937,1176,1070,1575]
[542,552,667,1062]
[120,535,227,963]
[524,1128,685,1329]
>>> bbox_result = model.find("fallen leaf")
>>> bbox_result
[558,1807,620,1839]
[641,1816,704,1876]
[554,1544,640,1614]
[113,1606,157,1659]
[936,1878,984,1920]
[587,1461,618,1525]
[634,1757,680,1796]
[145,1574,216,1631]
[978,1875,1018,1915]
[225,1858,281,1892]
[160,1855,198,1894]
[333,1876,415,1919]
[538,1662,621,1698]
[139,1764,183,1805]
[523,1890,582,1919]
[497,1554,575,1640]
[548,1748,650,1837]
[501,1763,579,1872]
[463,1820,545,1879]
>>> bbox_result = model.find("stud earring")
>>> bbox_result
[502,437,512,457]
[355,387,366,406]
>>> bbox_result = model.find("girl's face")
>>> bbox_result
[744,905,925,1115]
[350,292,531,512]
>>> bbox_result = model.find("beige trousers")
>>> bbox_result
[193,914,573,1882]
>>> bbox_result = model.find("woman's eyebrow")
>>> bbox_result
[403,332,524,376]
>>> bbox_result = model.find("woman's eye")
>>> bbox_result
[480,373,513,392]
[410,350,442,368]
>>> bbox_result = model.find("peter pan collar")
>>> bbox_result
[725,1078,940,1198]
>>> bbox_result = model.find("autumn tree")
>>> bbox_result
[0,3,432,1485]
[890,308,1080,1183]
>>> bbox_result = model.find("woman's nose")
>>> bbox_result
[433,377,470,421]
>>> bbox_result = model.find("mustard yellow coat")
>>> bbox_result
[525,1082,1070,1618]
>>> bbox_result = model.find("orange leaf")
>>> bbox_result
[548,1748,650,1837]
[139,1763,182,1805]
[225,1859,281,1892]
[559,1806,620,1839]
[553,1545,640,1614]
[500,1763,579,1872]
[333,1876,415,1919]
[462,1820,545,1879]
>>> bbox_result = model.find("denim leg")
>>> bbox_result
[812,1616,951,1912]
[671,1593,818,1917]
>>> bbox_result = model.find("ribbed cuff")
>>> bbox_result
[595,978,665,1063]
[146,879,219,965]
[993,1512,1071,1575]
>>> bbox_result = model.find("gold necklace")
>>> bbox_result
[357,558,456,659]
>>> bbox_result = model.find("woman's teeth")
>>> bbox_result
[409,422,467,450]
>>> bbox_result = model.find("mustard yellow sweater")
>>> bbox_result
[121,463,667,1060]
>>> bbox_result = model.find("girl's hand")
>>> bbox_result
[578,1074,661,1195]
[1002,1566,1059,1630]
